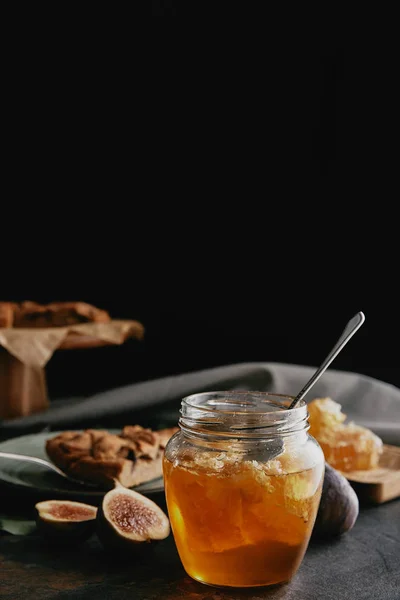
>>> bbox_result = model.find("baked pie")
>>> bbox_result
[0,300,111,328]
[46,425,179,488]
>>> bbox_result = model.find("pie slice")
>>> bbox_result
[13,301,111,328]
[45,425,179,488]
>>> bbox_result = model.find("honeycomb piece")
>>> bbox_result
[308,397,383,472]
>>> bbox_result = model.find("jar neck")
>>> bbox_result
[179,391,309,443]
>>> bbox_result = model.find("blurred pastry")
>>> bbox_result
[46,425,179,488]
[12,301,111,328]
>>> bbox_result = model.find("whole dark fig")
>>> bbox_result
[35,499,97,544]
[312,463,359,539]
[96,484,170,554]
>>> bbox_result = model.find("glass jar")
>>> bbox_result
[163,391,325,588]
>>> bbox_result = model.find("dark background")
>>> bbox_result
[2,8,398,399]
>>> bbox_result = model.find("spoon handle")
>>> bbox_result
[0,451,97,487]
[288,311,365,410]
[0,451,69,478]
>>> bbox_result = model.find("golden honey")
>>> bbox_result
[163,391,325,588]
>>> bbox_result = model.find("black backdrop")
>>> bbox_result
[2,8,398,398]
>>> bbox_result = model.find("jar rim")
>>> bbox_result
[180,391,309,439]
[179,390,309,439]
[182,390,306,417]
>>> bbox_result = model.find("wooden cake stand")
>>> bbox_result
[0,320,144,420]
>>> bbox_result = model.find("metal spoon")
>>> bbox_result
[0,451,99,487]
[247,311,365,461]
[288,311,365,409]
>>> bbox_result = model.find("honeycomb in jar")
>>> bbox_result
[307,397,383,472]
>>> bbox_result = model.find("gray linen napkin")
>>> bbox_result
[1,362,399,444]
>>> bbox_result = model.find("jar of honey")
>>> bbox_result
[163,391,325,588]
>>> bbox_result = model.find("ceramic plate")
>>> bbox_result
[0,431,165,500]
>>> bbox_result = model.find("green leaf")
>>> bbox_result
[0,515,37,536]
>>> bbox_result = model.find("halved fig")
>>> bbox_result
[35,499,97,544]
[96,485,170,553]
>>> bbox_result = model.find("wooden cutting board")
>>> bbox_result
[344,444,400,504]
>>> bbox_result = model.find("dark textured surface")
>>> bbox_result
[0,499,399,600]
